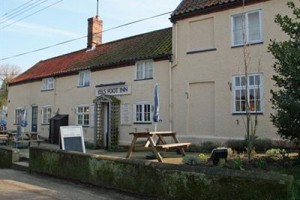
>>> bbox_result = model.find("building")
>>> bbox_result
[7,16,172,149]
[7,0,294,148]
[169,0,292,143]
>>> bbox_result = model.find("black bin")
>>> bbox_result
[49,114,68,145]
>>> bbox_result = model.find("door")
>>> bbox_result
[31,106,38,132]
[102,103,110,148]
[189,82,215,136]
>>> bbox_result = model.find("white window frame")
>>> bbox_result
[135,60,153,80]
[232,73,264,114]
[42,77,54,91]
[78,70,91,87]
[134,101,152,123]
[15,108,24,124]
[231,10,262,46]
[42,106,52,124]
[77,105,90,126]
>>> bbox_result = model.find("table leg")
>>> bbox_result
[126,136,138,159]
[148,136,163,162]
[172,135,186,155]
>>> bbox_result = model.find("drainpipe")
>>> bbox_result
[169,60,173,131]
[169,22,179,131]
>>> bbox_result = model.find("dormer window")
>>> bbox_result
[42,77,54,91]
[135,60,153,80]
[78,70,91,87]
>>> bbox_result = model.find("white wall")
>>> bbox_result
[171,0,293,144]
[7,60,170,145]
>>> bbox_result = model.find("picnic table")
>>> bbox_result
[0,130,9,145]
[8,131,42,147]
[126,131,191,162]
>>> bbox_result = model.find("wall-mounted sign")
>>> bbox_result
[120,104,132,125]
[96,85,131,96]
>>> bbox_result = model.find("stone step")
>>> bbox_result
[12,161,29,172]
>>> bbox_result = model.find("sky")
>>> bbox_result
[0,0,182,73]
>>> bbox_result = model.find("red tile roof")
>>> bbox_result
[10,28,172,85]
[171,0,264,22]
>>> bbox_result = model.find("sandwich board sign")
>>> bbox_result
[60,126,86,153]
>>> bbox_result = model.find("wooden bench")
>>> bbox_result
[155,142,191,150]
[13,139,43,147]
[0,134,8,145]
[126,131,191,162]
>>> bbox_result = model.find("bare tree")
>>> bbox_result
[239,0,261,160]
[0,64,21,107]
[0,64,20,82]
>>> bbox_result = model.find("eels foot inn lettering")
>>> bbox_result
[96,85,131,96]
[7,0,290,149]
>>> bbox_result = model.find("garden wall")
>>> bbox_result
[0,146,19,168]
[29,146,294,200]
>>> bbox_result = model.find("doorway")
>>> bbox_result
[102,102,110,148]
[93,95,120,150]
[31,106,38,132]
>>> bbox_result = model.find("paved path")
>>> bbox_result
[0,169,151,200]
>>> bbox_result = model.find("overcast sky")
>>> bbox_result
[0,0,181,72]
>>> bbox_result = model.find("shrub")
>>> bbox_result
[226,139,245,152]
[182,155,201,165]
[255,138,273,152]
[200,141,220,153]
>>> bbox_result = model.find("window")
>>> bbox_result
[77,106,89,126]
[232,10,262,46]
[15,108,24,124]
[78,70,91,87]
[232,74,263,114]
[134,102,151,123]
[42,77,54,90]
[42,106,52,124]
[136,60,153,80]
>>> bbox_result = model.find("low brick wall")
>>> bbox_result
[0,146,19,168]
[30,146,294,200]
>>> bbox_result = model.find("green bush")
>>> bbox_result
[226,138,274,153]
[255,138,273,152]
[85,142,96,149]
[182,155,201,165]
[226,140,245,152]
[200,141,220,153]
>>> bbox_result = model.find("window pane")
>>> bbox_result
[145,62,153,79]
[136,65,143,79]
[144,104,151,122]
[235,77,240,86]
[235,90,241,100]
[249,75,255,85]
[85,71,91,86]
[233,15,244,45]
[241,76,246,86]
[84,114,89,125]
[78,115,82,125]
[256,88,260,99]
[248,12,261,42]
[256,100,261,111]
[136,105,142,121]
[79,72,84,86]
[236,101,241,112]
[255,75,260,86]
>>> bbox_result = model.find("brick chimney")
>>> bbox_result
[87,16,102,48]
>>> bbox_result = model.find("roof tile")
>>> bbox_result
[10,28,172,85]
[171,0,240,21]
